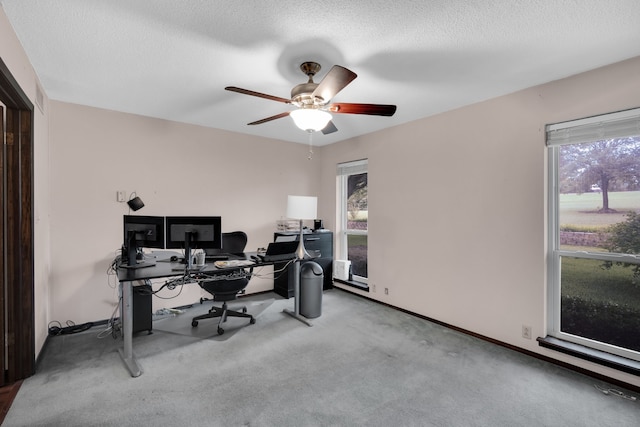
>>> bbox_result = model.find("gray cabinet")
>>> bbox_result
[273,231,333,298]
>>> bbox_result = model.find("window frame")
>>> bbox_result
[337,159,368,283]
[546,107,640,362]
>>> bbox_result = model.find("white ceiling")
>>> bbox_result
[2,0,640,146]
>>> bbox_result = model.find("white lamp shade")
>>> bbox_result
[287,195,317,220]
[290,109,332,132]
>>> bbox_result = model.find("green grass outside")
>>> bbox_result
[560,255,640,350]
[347,234,367,246]
[561,256,640,307]
[559,191,639,301]
[347,234,368,277]
[559,193,640,347]
[560,190,640,228]
[559,191,640,304]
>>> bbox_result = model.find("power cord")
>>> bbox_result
[594,384,637,401]
[106,251,121,290]
[97,298,122,339]
[48,320,94,336]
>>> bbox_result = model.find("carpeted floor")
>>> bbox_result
[3,289,639,426]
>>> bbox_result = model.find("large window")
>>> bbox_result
[337,160,368,282]
[547,108,640,361]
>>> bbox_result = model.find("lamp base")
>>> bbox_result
[283,308,313,326]
[295,219,310,260]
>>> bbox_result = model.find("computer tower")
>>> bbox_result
[132,284,152,334]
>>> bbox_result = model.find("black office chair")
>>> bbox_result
[191,231,255,335]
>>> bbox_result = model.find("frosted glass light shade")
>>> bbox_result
[290,109,332,132]
[287,195,317,220]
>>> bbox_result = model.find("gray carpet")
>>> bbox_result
[4,290,639,426]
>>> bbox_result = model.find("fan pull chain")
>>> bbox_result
[308,130,314,160]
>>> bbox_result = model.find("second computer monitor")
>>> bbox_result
[165,216,222,267]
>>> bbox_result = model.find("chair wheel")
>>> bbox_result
[250,318,256,324]
[192,320,198,327]
[217,327,225,335]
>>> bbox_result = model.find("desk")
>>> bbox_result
[116,253,259,377]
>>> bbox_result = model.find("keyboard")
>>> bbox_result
[259,253,296,262]
[259,249,320,263]
[205,254,229,261]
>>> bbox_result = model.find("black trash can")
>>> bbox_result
[300,261,323,318]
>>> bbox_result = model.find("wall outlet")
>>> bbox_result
[116,191,126,202]
[372,284,376,293]
[522,325,532,340]
[384,287,389,295]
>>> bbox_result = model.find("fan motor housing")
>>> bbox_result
[291,82,321,106]
[291,61,326,106]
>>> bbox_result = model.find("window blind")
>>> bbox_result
[337,159,367,176]
[546,107,640,147]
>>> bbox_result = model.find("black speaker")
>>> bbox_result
[314,219,323,230]
[127,196,144,211]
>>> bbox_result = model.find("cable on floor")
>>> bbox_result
[48,320,94,336]
[594,384,637,401]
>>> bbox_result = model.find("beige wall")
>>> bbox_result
[1,6,52,356]
[49,101,321,323]
[320,56,640,387]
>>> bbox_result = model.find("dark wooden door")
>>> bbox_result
[0,57,35,384]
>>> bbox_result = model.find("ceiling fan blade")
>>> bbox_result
[247,111,290,125]
[321,120,338,135]
[311,65,357,103]
[327,103,397,116]
[225,86,291,104]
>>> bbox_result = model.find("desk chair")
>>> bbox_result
[191,231,255,335]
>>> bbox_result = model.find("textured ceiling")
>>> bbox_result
[2,0,640,146]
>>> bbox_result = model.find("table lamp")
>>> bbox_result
[286,195,317,260]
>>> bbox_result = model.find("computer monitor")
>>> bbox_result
[122,215,165,269]
[165,216,222,269]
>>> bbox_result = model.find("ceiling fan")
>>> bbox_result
[225,62,397,135]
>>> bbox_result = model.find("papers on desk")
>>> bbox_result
[214,260,255,268]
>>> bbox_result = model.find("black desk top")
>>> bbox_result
[116,252,261,282]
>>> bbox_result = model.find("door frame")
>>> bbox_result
[0,56,35,384]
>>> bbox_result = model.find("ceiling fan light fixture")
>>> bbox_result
[290,109,332,132]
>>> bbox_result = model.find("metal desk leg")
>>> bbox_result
[118,280,142,377]
[283,260,313,327]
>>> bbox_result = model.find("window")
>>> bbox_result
[547,108,640,362]
[337,160,368,282]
